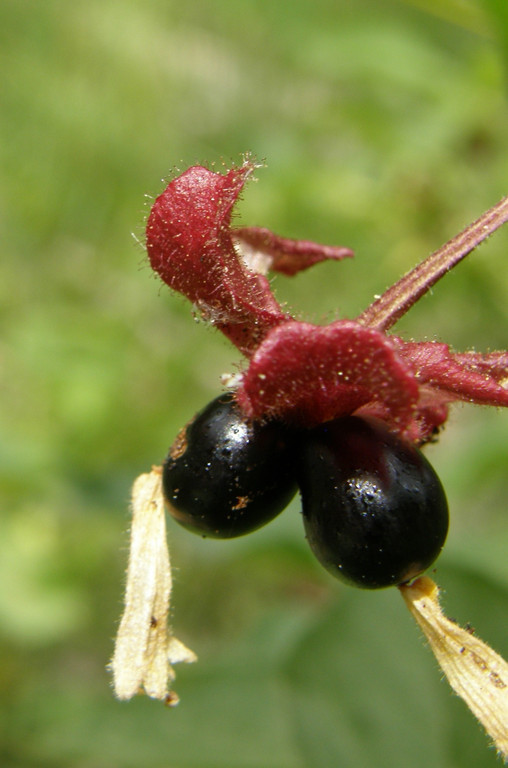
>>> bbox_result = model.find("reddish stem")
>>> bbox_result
[357,196,508,332]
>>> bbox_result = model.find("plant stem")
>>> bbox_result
[357,196,508,332]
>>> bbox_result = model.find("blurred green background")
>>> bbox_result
[1,1,508,766]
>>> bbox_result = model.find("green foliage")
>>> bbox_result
[1,0,507,766]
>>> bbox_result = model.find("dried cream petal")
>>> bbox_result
[110,468,196,703]
[400,575,508,761]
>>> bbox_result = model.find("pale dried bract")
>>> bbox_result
[400,576,508,761]
[110,468,196,704]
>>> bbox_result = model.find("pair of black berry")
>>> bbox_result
[162,394,449,589]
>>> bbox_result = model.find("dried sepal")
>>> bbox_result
[110,468,196,704]
[400,576,508,761]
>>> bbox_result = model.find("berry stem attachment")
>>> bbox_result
[358,196,508,332]
[110,468,196,704]
[400,576,508,761]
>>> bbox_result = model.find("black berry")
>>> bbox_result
[296,415,449,588]
[162,393,298,538]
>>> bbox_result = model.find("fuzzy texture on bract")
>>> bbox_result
[146,158,508,444]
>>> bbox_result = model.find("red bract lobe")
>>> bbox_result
[146,161,287,354]
[146,158,508,444]
[236,321,420,431]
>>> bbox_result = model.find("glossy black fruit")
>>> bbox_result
[162,393,298,538]
[296,415,449,588]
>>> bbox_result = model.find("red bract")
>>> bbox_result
[146,162,285,354]
[146,159,351,354]
[146,159,508,443]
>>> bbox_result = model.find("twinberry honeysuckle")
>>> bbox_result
[113,158,508,759]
